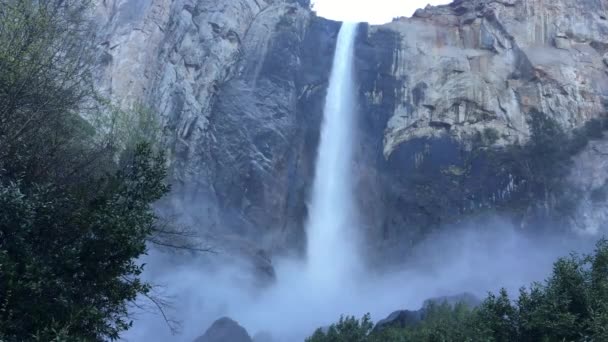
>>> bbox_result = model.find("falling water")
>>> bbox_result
[306,22,360,292]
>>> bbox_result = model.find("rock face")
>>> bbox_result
[373,310,423,333]
[381,0,608,156]
[355,0,608,256]
[194,317,252,342]
[93,0,329,253]
[373,293,481,332]
[92,0,608,264]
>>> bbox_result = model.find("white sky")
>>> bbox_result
[311,0,453,24]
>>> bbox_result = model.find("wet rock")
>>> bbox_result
[194,317,252,342]
[373,293,481,332]
[373,310,423,332]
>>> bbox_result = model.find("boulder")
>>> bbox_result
[373,293,481,332]
[194,317,252,342]
[373,310,423,332]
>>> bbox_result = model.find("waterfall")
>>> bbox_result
[306,22,360,291]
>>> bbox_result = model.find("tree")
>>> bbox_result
[0,144,169,341]
[0,0,97,176]
[0,1,181,340]
[307,314,373,342]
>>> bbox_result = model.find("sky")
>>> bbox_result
[311,0,453,24]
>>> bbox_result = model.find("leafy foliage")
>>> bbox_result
[0,1,174,340]
[308,239,608,342]
[0,145,169,341]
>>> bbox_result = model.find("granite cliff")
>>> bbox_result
[92,0,608,261]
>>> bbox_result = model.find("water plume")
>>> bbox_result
[305,21,361,294]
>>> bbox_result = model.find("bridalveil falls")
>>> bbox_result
[306,22,360,291]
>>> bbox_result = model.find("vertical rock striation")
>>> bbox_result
[93,0,324,252]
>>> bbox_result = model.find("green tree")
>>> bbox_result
[0,144,169,341]
[307,314,373,342]
[0,1,180,340]
[0,0,97,183]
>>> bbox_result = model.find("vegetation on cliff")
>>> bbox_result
[308,238,608,342]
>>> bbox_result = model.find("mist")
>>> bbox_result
[120,216,599,342]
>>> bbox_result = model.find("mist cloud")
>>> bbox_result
[122,216,599,342]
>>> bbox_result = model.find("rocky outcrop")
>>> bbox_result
[353,0,608,256]
[92,0,608,266]
[380,0,608,156]
[373,292,481,332]
[194,317,252,342]
[373,310,423,333]
[92,0,323,252]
